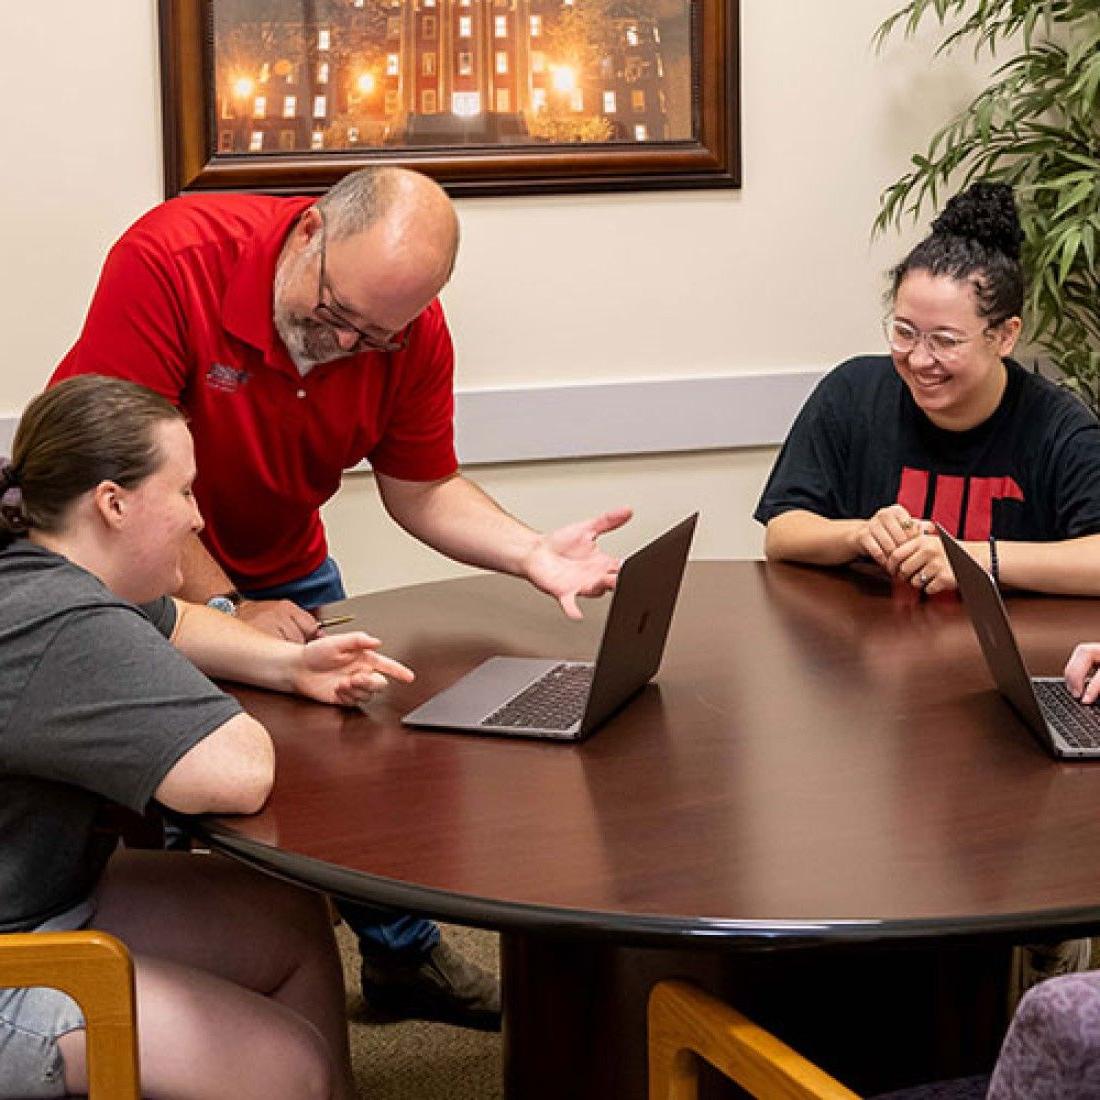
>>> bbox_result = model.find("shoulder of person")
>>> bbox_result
[1010,360,1099,430]
[0,544,167,634]
[120,193,309,263]
[811,355,897,408]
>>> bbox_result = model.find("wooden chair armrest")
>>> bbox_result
[648,978,861,1100]
[0,930,140,1099]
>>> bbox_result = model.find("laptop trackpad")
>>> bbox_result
[404,657,562,728]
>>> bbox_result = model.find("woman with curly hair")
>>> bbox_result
[756,181,1100,596]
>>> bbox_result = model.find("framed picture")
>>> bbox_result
[159,0,740,197]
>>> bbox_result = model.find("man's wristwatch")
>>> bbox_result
[206,591,242,616]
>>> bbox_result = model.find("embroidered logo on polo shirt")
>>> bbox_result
[205,363,251,393]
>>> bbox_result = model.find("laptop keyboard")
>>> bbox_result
[1034,680,1100,749]
[482,663,594,731]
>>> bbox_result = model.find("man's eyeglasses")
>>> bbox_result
[883,316,989,363]
[314,211,409,354]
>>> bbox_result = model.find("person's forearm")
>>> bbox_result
[377,472,541,575]
[175,534,238,603]
[171,599,300,692]
[764,510,866,566]
[982,534,1100,596]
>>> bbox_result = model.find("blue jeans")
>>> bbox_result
[242,557,440,959]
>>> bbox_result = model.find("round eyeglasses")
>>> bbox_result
[882,316,987,362]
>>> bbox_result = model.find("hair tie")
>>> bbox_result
[0,458,28,531]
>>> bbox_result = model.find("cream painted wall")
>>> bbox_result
[0,2,993,592]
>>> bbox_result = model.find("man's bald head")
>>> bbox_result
[315,167,459,286]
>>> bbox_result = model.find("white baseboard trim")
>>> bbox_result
[0,369,823,469]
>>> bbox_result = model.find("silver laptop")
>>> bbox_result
[402,514,697,741]
[939,524,1100,759]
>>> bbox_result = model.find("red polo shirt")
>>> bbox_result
[52,194,458,590]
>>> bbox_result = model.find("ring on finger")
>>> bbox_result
[919,570,930,586]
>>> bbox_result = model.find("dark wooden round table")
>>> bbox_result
[191,561,1100,1097]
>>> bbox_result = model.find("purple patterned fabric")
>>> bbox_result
[986,970,1100,1099]
[872,970,1100,1099]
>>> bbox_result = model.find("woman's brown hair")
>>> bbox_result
[0,375,183,545]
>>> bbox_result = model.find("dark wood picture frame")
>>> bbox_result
[159,0,740,198]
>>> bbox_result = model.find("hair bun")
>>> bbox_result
[930,181,1023,260]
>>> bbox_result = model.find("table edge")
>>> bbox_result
[182,815,1100,950]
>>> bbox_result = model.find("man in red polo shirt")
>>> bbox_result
[52,166,632,1030]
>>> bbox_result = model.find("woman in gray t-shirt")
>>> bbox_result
[0,376,412,1100]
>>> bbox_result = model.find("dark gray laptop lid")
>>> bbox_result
[578,513,697,734]
[938,524,1052,742]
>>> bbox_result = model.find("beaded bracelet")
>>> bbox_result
[988,534,1000,588]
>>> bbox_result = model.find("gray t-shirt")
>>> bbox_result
[0,541,242,932]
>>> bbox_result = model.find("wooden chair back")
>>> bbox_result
[0,930,140,1099]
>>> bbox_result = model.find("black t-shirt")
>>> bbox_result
[754,356,1100,541]
[0,542,242,932]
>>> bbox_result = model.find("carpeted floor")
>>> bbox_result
[338,923,503,1099]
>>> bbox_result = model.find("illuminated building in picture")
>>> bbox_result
[215,0,685,152]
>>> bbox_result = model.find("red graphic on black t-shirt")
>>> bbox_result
[896,467,1024,540]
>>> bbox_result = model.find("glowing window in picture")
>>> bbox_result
[459,15,472,36]
[494,14,507,36]
[387,54,399,75]
[458,51,473,75]
[452,91,481,116]
[602,90,616,113]
[252,96,266,118]
[530,15,541,36]
[317,63,329,84]
[313,94,327,117]
[249,131,264,151]
[634,124,647,140]
[495,51,508,74]
[532,88,547,111]
[311,129,325,149]
[626,26,639,46]
[318,28,331,50]
[283,95,296,118]
[631,88,645,111]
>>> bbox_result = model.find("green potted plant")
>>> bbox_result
[873,1,1100,411]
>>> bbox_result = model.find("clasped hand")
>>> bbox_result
[291,631,414,707]
[856,504,957,595]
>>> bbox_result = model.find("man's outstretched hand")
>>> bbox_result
[521,508,634,619]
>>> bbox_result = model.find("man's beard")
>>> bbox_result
[273,252,346,374]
